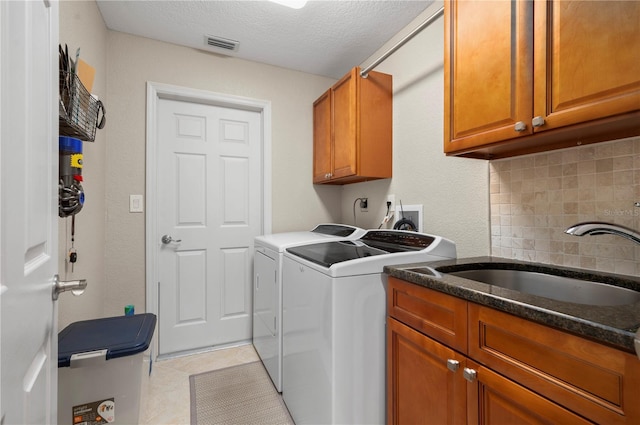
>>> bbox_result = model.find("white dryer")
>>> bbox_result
[282,230,456,424]
[253,224,365,392]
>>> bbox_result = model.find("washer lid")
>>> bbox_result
[286,230,436,268]
[255,224,365,252]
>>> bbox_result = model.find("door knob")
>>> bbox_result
[161,235,182,244]
[52,274,87,301]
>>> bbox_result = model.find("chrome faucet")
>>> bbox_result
[565,222,640,245]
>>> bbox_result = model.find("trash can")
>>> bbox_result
[57,313,156,425]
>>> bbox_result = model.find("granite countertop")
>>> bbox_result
[384,256,640,353]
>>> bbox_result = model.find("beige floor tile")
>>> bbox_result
[139,343,259,425]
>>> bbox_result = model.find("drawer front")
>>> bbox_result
[469,303,640,424]
[388,277,467,353]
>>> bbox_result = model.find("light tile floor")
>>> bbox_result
[139,344,259,425]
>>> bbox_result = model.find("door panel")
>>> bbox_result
[157,98,261,355]
[0,0,58,423]
[176,250,206,323]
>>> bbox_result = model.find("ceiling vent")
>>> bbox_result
[204,35,240,52]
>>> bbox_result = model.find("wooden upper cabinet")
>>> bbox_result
[312,67,392,184]
[444,0,640,159]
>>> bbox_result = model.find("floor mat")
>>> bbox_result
[189,361,294,425]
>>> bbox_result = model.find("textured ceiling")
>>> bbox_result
[96,0,432,78]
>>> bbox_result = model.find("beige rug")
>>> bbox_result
[189,361,294,425]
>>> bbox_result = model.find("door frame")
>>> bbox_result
[145,81,272,360]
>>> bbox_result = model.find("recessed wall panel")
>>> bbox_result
[176,153,206,226]
[221,157,249,225]
[177,250,206,323]
[221,248,249,317]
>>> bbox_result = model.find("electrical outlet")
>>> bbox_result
[360,198,368,211]
[387,194,395,213]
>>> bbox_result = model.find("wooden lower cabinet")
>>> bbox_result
[388,317,591,425]
[387,277,640,425]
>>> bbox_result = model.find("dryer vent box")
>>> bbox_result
[394,204,423,232]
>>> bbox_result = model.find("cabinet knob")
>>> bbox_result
[532,116,545,128]
[446,359,460,372]
[514,121,526,132]
[463,367,477,382]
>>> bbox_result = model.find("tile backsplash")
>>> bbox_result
[490,137,640,276]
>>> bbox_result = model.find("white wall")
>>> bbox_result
[343,4,490,258]
[59,0,108,329]
[59,1,491,322]
[103,31,342,316]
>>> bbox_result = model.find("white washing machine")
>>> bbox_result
[253,224,366,392]
[282,230,456,424]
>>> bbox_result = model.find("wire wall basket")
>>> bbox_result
[59,71,99,142]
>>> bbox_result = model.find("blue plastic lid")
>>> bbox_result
[59,136,83,153]
[58,313,156,368]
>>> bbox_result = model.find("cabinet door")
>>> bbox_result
[387,318,466,425]
[331,68,358,179]
[533,1,640,132]
[467,361,593,425]
[312,89,332,183]
[444,0,534,154]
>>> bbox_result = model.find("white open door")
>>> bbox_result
[0,1,59,423]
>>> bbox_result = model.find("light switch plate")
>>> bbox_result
[129,194,144,213]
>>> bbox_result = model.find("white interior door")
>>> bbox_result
[0,0,59,423]
[156,97,263,355]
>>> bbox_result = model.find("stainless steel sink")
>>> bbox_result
[442,268,640,306]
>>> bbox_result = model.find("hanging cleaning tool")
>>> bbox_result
[59,136,85,217]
